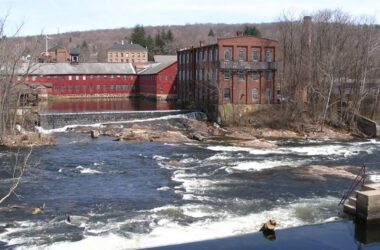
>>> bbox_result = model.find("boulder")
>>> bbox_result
[90,130,100,139]
[234,139,278,149]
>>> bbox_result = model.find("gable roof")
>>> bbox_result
[48,44,66,52]
[108,43,147,52]
[138,61,176,75]
[17,63,136,75]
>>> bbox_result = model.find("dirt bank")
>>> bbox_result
[1,133,56,147]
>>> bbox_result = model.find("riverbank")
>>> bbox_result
[0,133,56,147]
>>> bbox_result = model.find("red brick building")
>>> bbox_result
[39,44,70,63]
[138,61,177,100]
[177,35,279,122]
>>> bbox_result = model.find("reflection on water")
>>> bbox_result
[39,98,178,113]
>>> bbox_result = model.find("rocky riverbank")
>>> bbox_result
[0,133,56,147]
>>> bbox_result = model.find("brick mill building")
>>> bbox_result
[177,35,279,123]
[107,41,148,64]
[138,61,177,100]
[39,44,71,63]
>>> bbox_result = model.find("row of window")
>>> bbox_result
[178,70,274,82]
[223,87,273,101]
[53,84,136,92]
[224,48,273,62]
[109,58,147,63]
[142,75,176,81]
[224,71,273,81]
[22,75,136,82]
[179,47,219,64]
[109,52,146,58]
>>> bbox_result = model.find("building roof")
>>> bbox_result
[108,43,147,52]
[17,63,136,75]
[48,44,66,52]
[217,35,279,43]
[154,55,177,63]
[138,61,176,75]
[69,48,80,55]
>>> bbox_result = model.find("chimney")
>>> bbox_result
[199,41,204,47]
[236,31,243,37]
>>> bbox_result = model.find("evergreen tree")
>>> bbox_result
[166,30,174,41]
[145,34,154,51]
[131,25,146,46]
[243,25,261,37]
[208,29,215,37]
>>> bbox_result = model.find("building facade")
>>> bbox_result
[107,42,148,64]
[18,63,138,98]
[138,61,177,100]
[39,44,70,63]
[177,35,279,122]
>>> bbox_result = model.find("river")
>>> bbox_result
[0,116,380,249]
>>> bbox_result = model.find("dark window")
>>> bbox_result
[75,85,79,92]
[253,50,260,62]
[253,71,260,80]
[266,71,273,81]
[224,48,232,60]
[90,75,94,80]
[61,85,65,91]
[82,85,87,92]
[61,75,65,80]
[239,49,246,61]
[103,85,107,91]
[54,85,59,91]
[224,71,231,80]
[265,88,272,102]
[97,75,101,80]
[266,50,273,62]
[54,75,58,80]
[252,88,259,100]
[47,75,51,80]
[239,71,245,81]
[224,88,231,100]
[68,85,72,92]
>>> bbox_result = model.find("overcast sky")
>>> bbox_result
[1,0,379,36]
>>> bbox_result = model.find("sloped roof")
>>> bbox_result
[48,44,66,52]
[108,43,147,52]
[69,48,80,55]
[154,55,177,63]
[217,35,278,43]
[17,63,136,75]
[138,61,176,75]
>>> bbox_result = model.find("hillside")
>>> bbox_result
[21,22,281,62]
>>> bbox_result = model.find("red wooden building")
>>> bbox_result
[18,63,138,97]
[138,61,177,100]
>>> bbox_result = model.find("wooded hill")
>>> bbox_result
[20,22,280,62]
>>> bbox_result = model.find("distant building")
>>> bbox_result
[138,61,177,100]
[107,41,148,64]
[154,55,177,63]
[177,35,279,123]
[39,44,70,63]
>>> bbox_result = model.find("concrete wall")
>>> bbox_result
[39,110,191,129]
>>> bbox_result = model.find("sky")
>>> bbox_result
[0,0,379,36]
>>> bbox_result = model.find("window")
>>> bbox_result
[17,76,21,81]
[265,88,272,102]
[82,85,87,92]
[68,85,72,92]
[90,75,94,80]
[204,51,208,61]
[61,76,65,80]
[266,71,273,81]
[53,75,58,80]
[40,75,44,80]
[239,49,246,61]
[165,75,169,81]
[110,75,114,79]
[96,85,100,91]
[121,53,124,57]
[83,75,86,80]
[253,50,260,62]
[239,71,245,81]
[117,75,121,79]
[47,76,51,80]
[68,75,72,81]
[54,85,59,91]
[61,85,66,91]
[224,70,231,80]
[253,71,260,80]
[75,85,79,92]
[224,88,231,100]
[75,75,79,80]
[89,85,93,92]
[104,75,107,79]
[266,50,273,62]
[103,85,107,91]
[252,88,259,100]
[110,85,114,91]
[32,76,37,81]
[123,75,127,80]
[224,48,232,60]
